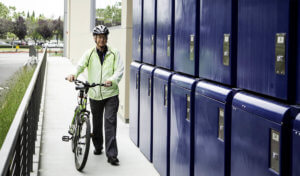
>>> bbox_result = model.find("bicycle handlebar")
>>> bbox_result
[65,78,105,90]
[74,79,105,90]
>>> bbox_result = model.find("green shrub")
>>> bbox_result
[0,66,36,149]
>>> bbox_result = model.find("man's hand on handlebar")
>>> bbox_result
[66,75,75,82]
[104,81,112,87]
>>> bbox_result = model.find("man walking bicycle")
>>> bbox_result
[66,25,124,165]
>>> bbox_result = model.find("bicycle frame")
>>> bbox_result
[62,79,104,171]
[71,89,90,126]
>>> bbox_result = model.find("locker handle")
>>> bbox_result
[167,35,171,57]
[148,78,151,96]
[218,108,224,141]
[186,95,190,121]
[190,35,194,61]
[164,84,168,107]
[136,73,139,89]
[270,129,280,173]
[223,34,230,66]
[275,33,286,75]
[151,35,154,54]
[272,152,279,160]
[138,34,141,52]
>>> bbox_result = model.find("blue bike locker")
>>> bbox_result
[170,74,198,176]
[292,114,300,176]
[152,69,173,176]
[297,5,300,104]
[198,0,237,86]
[237,0,297,100]
[174,0,199,76]
[129,62,143,146]
[231,92,292,176]
[194,81,233,176]
[132,0,143,62]
[156,0,174,69]
[143,0,156,65]
[139,64,155,161]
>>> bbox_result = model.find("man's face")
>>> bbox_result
[94,34,107,48]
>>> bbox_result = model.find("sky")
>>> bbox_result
[0,0,121,19]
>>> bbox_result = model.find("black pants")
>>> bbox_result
[89,96,119,158]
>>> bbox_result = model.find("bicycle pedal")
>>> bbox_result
[62,135,71,142]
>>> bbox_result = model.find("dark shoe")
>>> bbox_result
[93,149,102,155]
[107,157,119,166]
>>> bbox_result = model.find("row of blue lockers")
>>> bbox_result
[132,0,300,104]
[129,62,300,176]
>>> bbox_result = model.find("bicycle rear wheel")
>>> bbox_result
[74,115,91,171]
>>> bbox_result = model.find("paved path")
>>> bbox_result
[39,57,159,176]
[0,53,34,84]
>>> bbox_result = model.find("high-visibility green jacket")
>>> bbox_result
[74,45,124,100]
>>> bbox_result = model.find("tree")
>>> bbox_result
[0,2,9,19]
[12,16,27,40]
[52,17,63,42]
[95,2,122,27]
[26,17,41,44]
[0,18,13,38]
[111,2,122,25]
[31,11,35,18]
[37,19,53,41]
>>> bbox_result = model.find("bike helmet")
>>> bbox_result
[93,25,109,36]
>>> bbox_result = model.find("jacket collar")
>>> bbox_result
[95,45,112,56]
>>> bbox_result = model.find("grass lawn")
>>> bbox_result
[0,65,36,149]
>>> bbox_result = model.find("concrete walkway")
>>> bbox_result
[39,57,159,176]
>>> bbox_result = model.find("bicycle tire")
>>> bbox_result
[74,114,91,171]
[71,107,80,153]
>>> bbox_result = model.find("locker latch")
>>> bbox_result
[167,35,171,57]
[275,33,286,75]
[218,108,224,141]
[270,129,280,173]
[152,35,154,54]
[223,34,230,66]
[136,73,139,89]
[164,85,168,107]
[148,78,151,96]
[138,35,141,52]
[186,94,191,121]
[190,35,195,61]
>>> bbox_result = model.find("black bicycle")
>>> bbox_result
[62,79,104,171]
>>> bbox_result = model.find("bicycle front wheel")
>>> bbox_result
[74,115,91,171]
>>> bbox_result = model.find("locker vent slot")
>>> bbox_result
[218,108,224,141]
[270,129,280,173]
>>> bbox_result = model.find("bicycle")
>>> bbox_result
[62,79,104,171]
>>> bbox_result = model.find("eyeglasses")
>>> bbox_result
[95,35,107,40]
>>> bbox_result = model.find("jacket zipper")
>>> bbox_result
[99,54,104,100]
